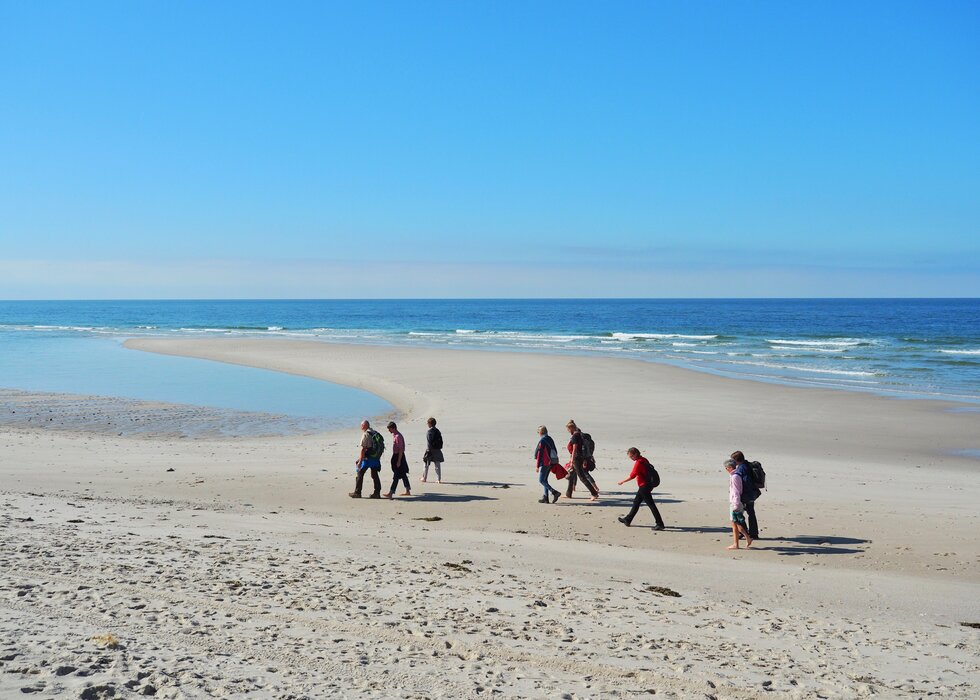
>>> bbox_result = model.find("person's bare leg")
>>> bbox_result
[727,523,741,549]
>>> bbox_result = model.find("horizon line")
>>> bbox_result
[2,297,979,303]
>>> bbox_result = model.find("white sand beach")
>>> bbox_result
[2,338,978,698]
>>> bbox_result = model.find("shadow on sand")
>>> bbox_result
[560,490,684,507]
[750,534,870,556]
[640,527,869,555]
[409,492,496,504]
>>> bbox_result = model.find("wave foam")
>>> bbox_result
[612,332,718,341]
[769,345,848,353]
[938,349,980,356]
[728,359,877,377]
[766,338,865,347]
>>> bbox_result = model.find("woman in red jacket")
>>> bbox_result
[617,447,666,530]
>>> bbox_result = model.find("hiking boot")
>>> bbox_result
[550,491,560,504]
[653,524,665,531]
[348,492,361,498]
[538,497,548,504]
[368,493,381,499]
[617,516,631,527]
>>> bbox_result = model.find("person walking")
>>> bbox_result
[383,421,411,498]
[731,450,761,539]
[725,459,753,549]
[349,419,383,499]
[564,420,599,500]
[422,417,444,483]
[534,426,561,504]
[616,447,666,530]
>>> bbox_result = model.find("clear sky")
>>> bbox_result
[1,1,977,298]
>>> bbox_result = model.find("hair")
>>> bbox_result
[361,419,371,428]
[386,421,397,430]
[724,458,737,469]
[538,425,548,435]
[730,450,745,463]
[627,447,640,458]
[427,417,437,427]
[565,419,577,430]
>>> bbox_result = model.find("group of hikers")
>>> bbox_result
[349,417,765,549]
[349,417,443,499]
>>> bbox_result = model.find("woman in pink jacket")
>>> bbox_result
[725,459,753,550]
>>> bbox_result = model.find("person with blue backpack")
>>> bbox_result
[533,425,561,504]
[731,450,762,539]
[349,419,384,499]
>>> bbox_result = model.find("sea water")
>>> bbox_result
[1,299,978,411]
[0,327,391,435]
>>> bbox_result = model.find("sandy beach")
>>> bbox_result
[2,338,978,699]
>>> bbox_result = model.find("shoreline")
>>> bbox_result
[121,328,980,407]
[125,336,980,464]
[0,387,379,439]
[5,296,980,408]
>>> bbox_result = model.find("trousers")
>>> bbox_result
[565,462,599,498]
[744,499,759,538]
[353,467,381,497]
[624,485,665,527]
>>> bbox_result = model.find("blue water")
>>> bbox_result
[0,331,390,432]
[1,299,979,404]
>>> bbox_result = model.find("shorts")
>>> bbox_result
[359,458,382,472]
[731,509,747,526]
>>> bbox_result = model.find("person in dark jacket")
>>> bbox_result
[422,417,444,483]
[731,450,761,539]
[533,425,561,504]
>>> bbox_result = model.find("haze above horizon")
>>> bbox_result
[1,1,977,299]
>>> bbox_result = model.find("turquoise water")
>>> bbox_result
[1,298,979,405]
[0,332,389,433]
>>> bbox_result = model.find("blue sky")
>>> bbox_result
[1,1,977,298]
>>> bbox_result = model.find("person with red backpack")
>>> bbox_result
[533,425,561,504]
[616,447,666,530]
[564,420,600,500]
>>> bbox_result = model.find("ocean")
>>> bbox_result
[1,299,979,414]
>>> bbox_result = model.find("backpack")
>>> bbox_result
[647,462,661,489]
[739,462,762,501]
[366,429,385,459]
[580,432,596,470]
[549,442,559,465]
[429,427,443,450]
[749,461,766,490]
[540,437,559,467]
